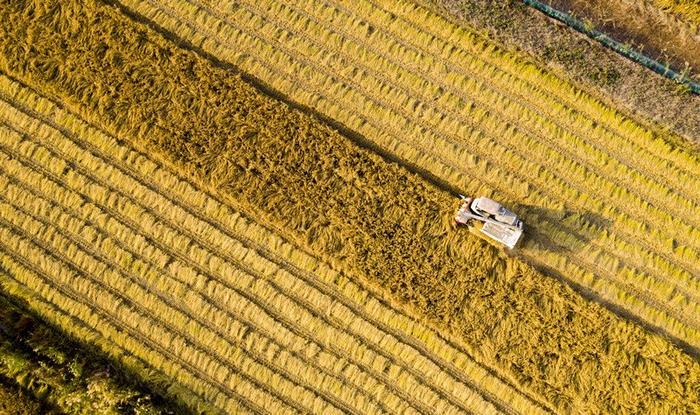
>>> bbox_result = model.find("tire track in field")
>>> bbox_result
[330,0,697,188]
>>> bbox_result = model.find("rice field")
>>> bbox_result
[111,0,700,351]
[0,0,699,413]
[0,73,553,414]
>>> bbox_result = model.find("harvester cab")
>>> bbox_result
[454,195,524,249]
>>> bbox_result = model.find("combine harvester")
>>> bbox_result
[455,196,524,249]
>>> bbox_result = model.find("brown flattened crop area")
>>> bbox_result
[1,0,699,413]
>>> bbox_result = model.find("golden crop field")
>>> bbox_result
[0,73,555,414]
[0,0,699,413]
[651,0,700,25]
[112,0,700,351]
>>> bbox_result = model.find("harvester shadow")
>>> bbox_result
[511,203,700,359]
[511,203,612,253]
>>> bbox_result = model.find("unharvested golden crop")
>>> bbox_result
[652,0,700,26]
[1,0,698,413]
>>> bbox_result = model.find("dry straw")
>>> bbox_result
[116,0,700,349]
[1,0,699,414]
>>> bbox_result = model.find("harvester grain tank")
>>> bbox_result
[454,195,524,249]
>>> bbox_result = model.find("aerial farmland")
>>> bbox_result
[0,0,698,413]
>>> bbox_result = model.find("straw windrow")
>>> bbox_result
[1,0,699,413]
[105,0,700,352]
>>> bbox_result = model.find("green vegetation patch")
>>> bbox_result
[0,293,173,414]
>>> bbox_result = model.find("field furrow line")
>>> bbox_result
[0,176,322,415]
[0,204,284,415]
[205,0,700,298]
[0,225,270,414]
[134,0,700,277]
[530,217,700,310]
[112,0,700,343]
[0,101,496,415]
[0,134,417,415]
[0,74,548,415]
[0,134,343,415]
[234,0,700,225]
[0,262,239,415]
[0,126,412,415]
[356,0,700,180]
[0,117,492,415]
[0,162,391,415]
[0,88,438,412]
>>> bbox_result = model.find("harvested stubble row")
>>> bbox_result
[0,73,543,414]
[1,0,699,413]
[113,0,700,351]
